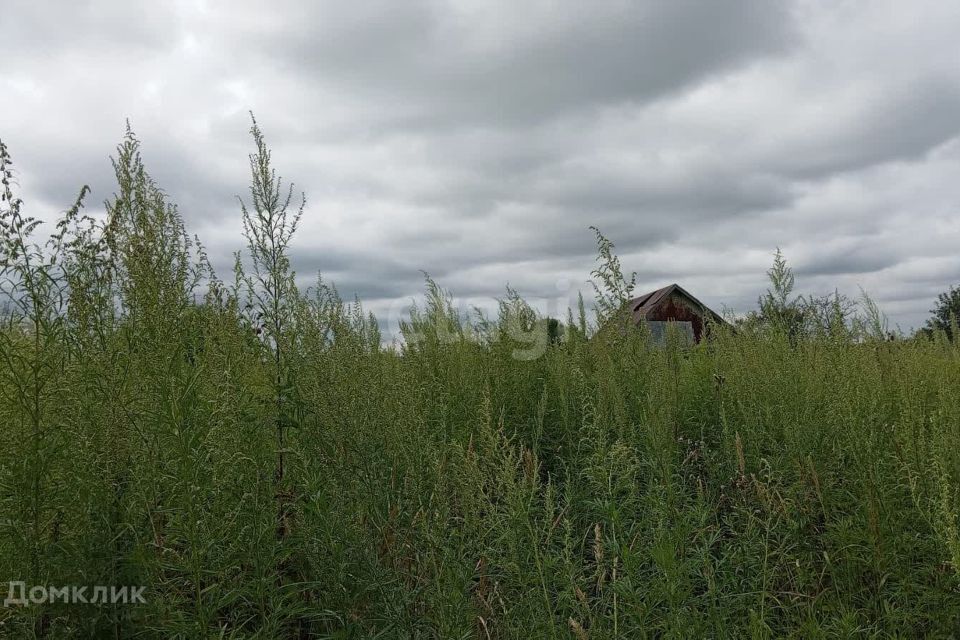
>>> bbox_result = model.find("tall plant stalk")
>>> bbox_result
[238,114,304,539]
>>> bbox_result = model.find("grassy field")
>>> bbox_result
[1,128,959,638]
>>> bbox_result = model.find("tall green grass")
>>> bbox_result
[1,125,959,638]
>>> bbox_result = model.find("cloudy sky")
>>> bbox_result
[2,0,959,332]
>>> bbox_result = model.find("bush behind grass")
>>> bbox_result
[1,125,959,638]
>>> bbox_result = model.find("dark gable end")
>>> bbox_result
[627,283,726,343]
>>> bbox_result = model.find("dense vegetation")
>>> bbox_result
[1,123,959,639]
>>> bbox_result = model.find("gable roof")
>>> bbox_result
[627,283,726,325]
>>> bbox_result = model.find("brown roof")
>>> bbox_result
[628,283,725,324]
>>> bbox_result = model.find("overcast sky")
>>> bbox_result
[2,0,959,332]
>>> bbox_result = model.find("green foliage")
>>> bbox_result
[752,247,804,339]
[236,112,305,551]
[740,249,894,343]
[923,285,960,341]
[1,128,959,639]
[589,226,636,327]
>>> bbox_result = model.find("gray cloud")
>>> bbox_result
[1,0,959,331]
[252,0,797,126]
[776,79,960,179]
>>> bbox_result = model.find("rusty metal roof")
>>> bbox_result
[628,283,725,324]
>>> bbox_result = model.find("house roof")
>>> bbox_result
[627,283,726,324]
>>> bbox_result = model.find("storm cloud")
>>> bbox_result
[2,0,959,331]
